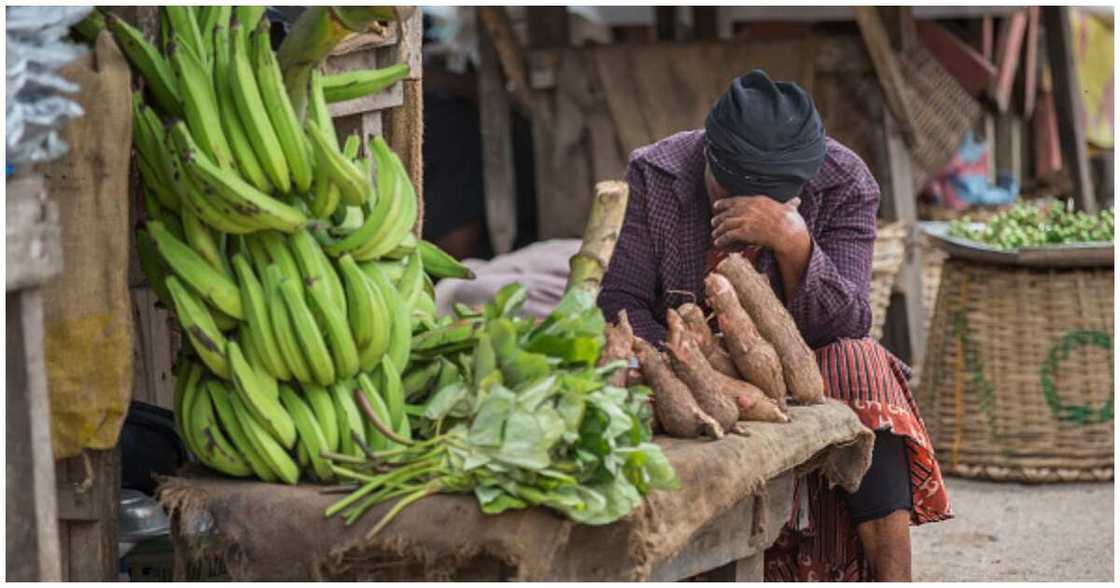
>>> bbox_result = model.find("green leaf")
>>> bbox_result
[515,375,559,411]
[423,382,469,420]
[468,386,516,447]
[501,350,553,387]
[473,333,498,388]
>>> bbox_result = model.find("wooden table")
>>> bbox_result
[649,472,795,581]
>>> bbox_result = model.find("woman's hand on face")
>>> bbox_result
[711,196,808,253]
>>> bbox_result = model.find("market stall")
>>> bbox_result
[160,403,870,581]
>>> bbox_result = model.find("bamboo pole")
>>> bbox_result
[566,181,629,295]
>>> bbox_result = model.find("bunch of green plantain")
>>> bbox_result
[117,7,475,484]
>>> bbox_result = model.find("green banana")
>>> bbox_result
[309,170,342,219]
[321,63,410,103]
[207,379,277,482]
[196,5,230,57]
[336,136,416,260]
[188,377,252,477]
[306,276,360,380]
[362,259,407,285]
[228,340,298,449]
[213,23,272,193]
[396,250,425,312]
[168,38,234,170]
[355,275,392,373]
[251,18,313,193]
[363,261,412,370]
[376,355,405,429]
[265,265,314,384]
[137,155,181,214]
[402,359,442,402]
[165,7,207,67]
[166,275,231,379]
[356,373,393,451]
[136,225,175,312]
[303,383,340,453]
[296,440,310,468]
[308,69,339,150]
[288,229,346,316]
[332,380,366,457]
[170,122,308,233]
[230,19,290,193]
[240,323,267,368]
[148,220,244,320]
[305,120,371,207]
[279,277,336,386]
[383,232,418,260]
[230,389,300,484]
[180,205,226,276]
[234,6,266,40]
[107,14,181,116]
[279,384,334,481]
[175,361,205,457]
[419,239,475,280]
[231,254,291,381]
[71,9,107,44]
[338,254,377,350]
[256,232,305,295]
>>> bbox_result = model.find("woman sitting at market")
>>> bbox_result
[597,70,952,582]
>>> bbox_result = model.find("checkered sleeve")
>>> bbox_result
[788,173,879,348]
[597,160,667,345]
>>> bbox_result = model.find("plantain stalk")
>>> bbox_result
[277,6,417,120]
[565,181,630,296]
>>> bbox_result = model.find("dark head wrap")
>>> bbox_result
[704,70,826,201]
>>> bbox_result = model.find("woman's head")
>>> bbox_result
[703,70,826,203]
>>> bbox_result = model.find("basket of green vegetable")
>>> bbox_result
[916,201,1114,482]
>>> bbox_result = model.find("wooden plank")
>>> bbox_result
[6,290,63,581]
[392,5,423,81]
[380,6,425,229]
[648,473,795,581]
[6,175,63,292]
[916,20,997,97]
[870,91,925,366]
[995,113,1024,183]
[1022,7,1040,118]
[854,7,919,149]
[1043,6,1097,212]
[330,26,398,57]
[478,7,534,116]
[479,15,518,255]
[990,10,1028,113]
[593,46,654,156]
[56,448,120,581]
[130,288,178,409]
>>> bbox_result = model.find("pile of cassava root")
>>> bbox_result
[600,254,825,439]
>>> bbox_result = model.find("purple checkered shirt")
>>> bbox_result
[598,130,881,349]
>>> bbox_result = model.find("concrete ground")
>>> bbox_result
[911,476,1114,581]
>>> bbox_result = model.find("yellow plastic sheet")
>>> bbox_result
[40,32,134,459]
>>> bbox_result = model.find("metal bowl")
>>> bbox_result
[119,489,170,543]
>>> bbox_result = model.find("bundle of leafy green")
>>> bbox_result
[327,284,678,534]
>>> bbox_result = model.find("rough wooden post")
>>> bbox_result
[1042,6,1097,212]
[478,8,518,255]
[6,174,64,581]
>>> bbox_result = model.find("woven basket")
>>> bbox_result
[870,222,907,341]
[917,259,1114,482]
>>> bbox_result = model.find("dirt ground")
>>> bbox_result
[911,476,1114,581]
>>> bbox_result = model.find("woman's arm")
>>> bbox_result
[597,162,667,344]
[783,177,879,348]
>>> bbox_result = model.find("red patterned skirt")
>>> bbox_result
[763,338,953,582]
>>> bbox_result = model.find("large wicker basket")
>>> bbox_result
[917,258,1114,482]
[869,222,907,341]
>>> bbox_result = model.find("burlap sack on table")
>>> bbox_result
[38,32,134,459]
[159,402,873,581]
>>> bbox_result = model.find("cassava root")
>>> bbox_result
[704,273,789,411]
[715,254,824,405]
[634,339,724,439]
